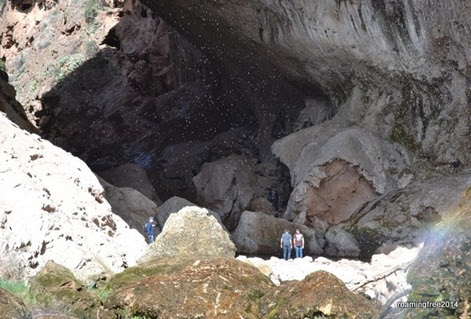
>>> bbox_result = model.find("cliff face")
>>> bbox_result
[142,0,471,168]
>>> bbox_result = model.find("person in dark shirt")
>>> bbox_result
[280,230,292,260]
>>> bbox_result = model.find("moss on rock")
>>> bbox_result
[27,261,104,318]
[259,271,379,318]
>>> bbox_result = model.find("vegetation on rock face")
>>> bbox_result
[27,261,104,318]
[406,189,471,318]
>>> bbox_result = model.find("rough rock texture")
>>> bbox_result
[27,261,105,318]
[404,188,471,318]
[142,206,236,261]
[106,258,273,319]
[0,112,147,281]
[142,0,471,168]
[324,226,361,258]
[247,197,276,216]
[259,271,379,319]
[154,196,222,229]
[193,155,269,226]
[274,126,409,225]
[345,171,471,257]
[97,176,157,236]
[99,163,162,204]
[0,288,31,319]
[232,211,323,256]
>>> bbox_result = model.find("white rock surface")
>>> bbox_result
[237,244,422,305]
[0,113,148,281]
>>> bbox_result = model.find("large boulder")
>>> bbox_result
[274,127,409,225]
[142,206,236,261]
[0,113,147,281]
[324,226,361,258]
[99,163,162,204]
[27,261,106,318]
[193,155,267,226]
[98,176,157,236]
[232,211,323,256]
[105,258,273,319]
[259,271,379,319]
[155,196,222,229]
[0,288,31,319]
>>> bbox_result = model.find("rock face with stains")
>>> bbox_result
[273,126,408,226]
[0,112,147,281]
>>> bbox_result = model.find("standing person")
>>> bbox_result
[280,230,292,260]
[145,216,156,244]
[293,229,305,258]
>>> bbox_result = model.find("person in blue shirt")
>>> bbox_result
[280,230,292,260]
[144,216,156,244]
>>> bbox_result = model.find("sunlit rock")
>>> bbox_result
[0,113,147,281]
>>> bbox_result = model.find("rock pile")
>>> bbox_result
[237,244,422,305]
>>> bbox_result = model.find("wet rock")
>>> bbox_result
[0,113,147,281]
[193,155,265,225]
[0,288,31,319]
[27,261,101,318]
[232,211,323,256]
[259,270,379,319]
[142,206,236,261]
[99,163,162,204]
[405,188,471,318]
[97,176,157,237]
[105,258,273,319]
[155,196,222,229]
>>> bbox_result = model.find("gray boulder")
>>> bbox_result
[232,211,323,256]
[97,176,157,236]
[99,163,162,204]
[155,196,222,229]
[324,226,360,258]
[142,206,236,261]
[193,154,265,224]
